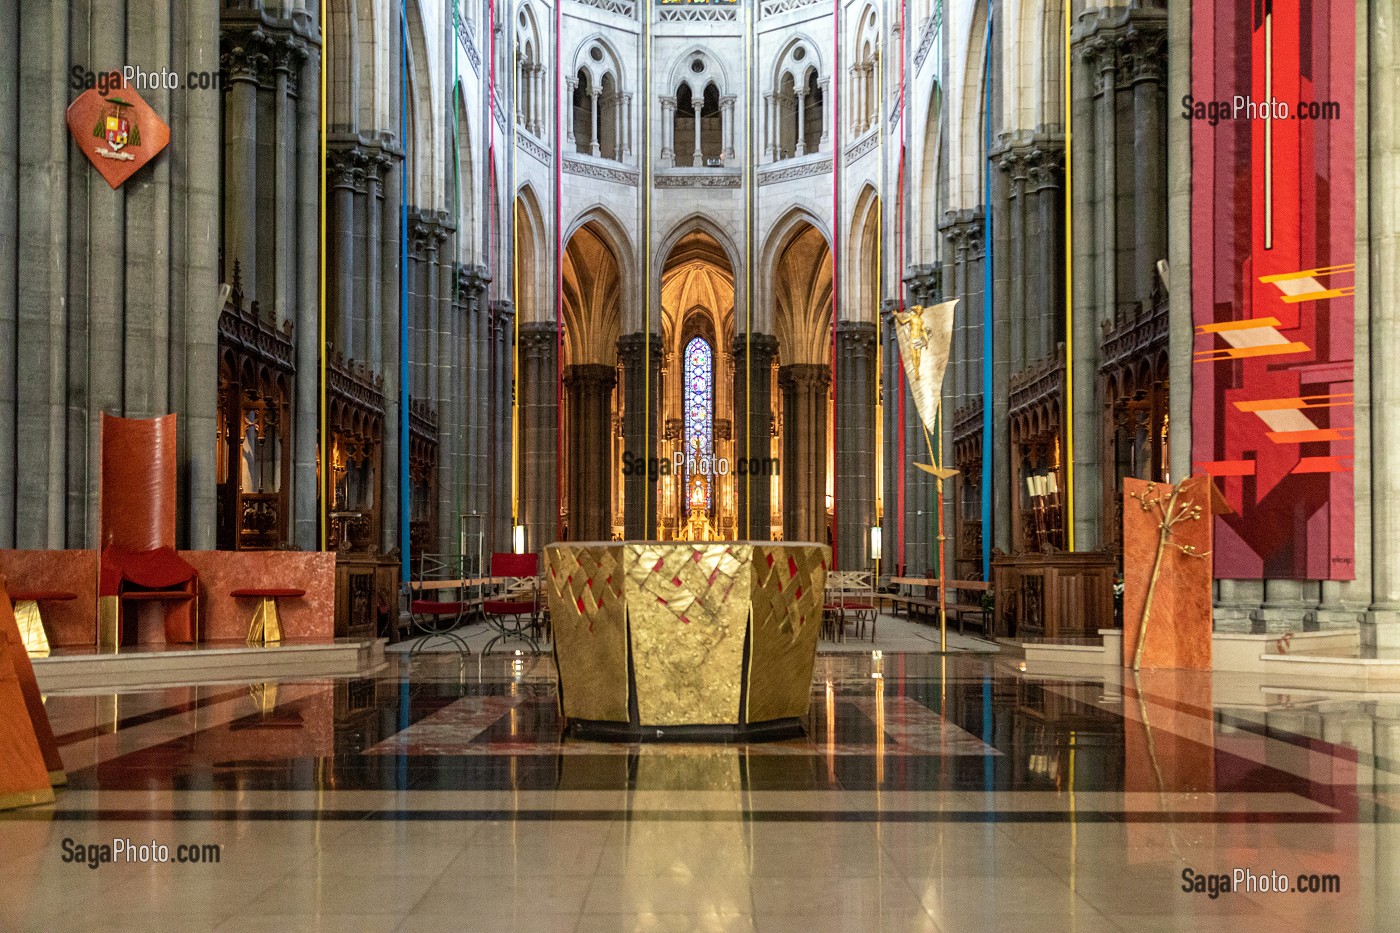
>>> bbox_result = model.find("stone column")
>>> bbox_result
[460,268,490,553]
[1028,145,1064,364]
[271,39,302,328]
[294,40,322,551]
[591,87,602,157]
[422,220,441,406]
[795,90,807,156]
[996,151,1022,369]
[779,364,831,545]
[434,222,455,557]
[623,93,634,158]
[535,65,546,137]
[1366,0,1400,647]
[835,322,877,568]
[734,334,777,540]
[819,77,831,143]
[224,39,262,300]
[1127,22,1167,313]
[614,92,625,160]
[1070,32,1102,553]
[721,95,736,161]
[990,155,1014,552]
[518,321,559,553]
[1095,37,1119,323]
[851,66,863,132]
[379,149,402,556]
[619,332,663,539]
[879,302,900,571]
[490,300,515,553]
[660,95,675,163]
[515,53,526,125]
[763,92,775,160]
[565,77,577,144]
[365,155,384,370]
[565,364,618,541]
[328,149,359,356]
[692,100,703,166]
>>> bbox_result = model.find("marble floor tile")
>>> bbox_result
[7,647,1394,932]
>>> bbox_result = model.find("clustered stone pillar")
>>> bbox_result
[880,301,902,572]
[376,145,403,554]
[565,364,618,541]
[779,364,831,545]
[618,332,663,539]
[490,300,516,553]
[834,322,877,569]
[938,212,986,572]
[734,334,777,540]
[225,38,262,297]
[720,94,736,161]
[460,268,492,558]
[518,321,559,553]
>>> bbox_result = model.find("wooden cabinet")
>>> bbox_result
[334,551,399,640]
[991,550,1114,639]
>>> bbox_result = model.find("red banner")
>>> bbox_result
[1190,0,1355,579]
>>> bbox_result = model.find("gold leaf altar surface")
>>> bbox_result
[544,542,828,736]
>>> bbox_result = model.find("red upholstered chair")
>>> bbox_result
[97,414,199,648]
[482,552,540,655]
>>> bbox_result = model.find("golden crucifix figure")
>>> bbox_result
[892,300,960,650]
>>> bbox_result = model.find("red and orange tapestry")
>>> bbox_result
[1190,0,1355,580]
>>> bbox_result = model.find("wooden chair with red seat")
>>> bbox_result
[482,552,541,655]
[97,414,200,650]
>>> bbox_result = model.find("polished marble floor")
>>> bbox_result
[3,642,1398,932]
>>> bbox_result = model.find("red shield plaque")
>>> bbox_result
[66,84,170,189]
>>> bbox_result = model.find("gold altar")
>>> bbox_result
[544,541,829,740]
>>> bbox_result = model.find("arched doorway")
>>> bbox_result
[770,219,833,545]
[660,229,735,539]
[560,221,623,541]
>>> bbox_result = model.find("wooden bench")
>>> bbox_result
[888,577,993,634]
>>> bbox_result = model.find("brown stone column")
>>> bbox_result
[618,333,663,539]
[779,363,831,545]
[518,321,559,553]
[565,363,617,541]
[734,334,777,540]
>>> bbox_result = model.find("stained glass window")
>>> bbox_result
[682,336,713,512]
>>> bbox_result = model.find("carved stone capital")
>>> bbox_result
[518,321,561,358]
[732,333,778,367]
[834,320,878,355]
[617,332,664,368]
[221,27,271,84]
[778,363,832,393]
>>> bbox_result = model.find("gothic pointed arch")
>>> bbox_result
[846,184,882,324]
[512,183,548,323]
